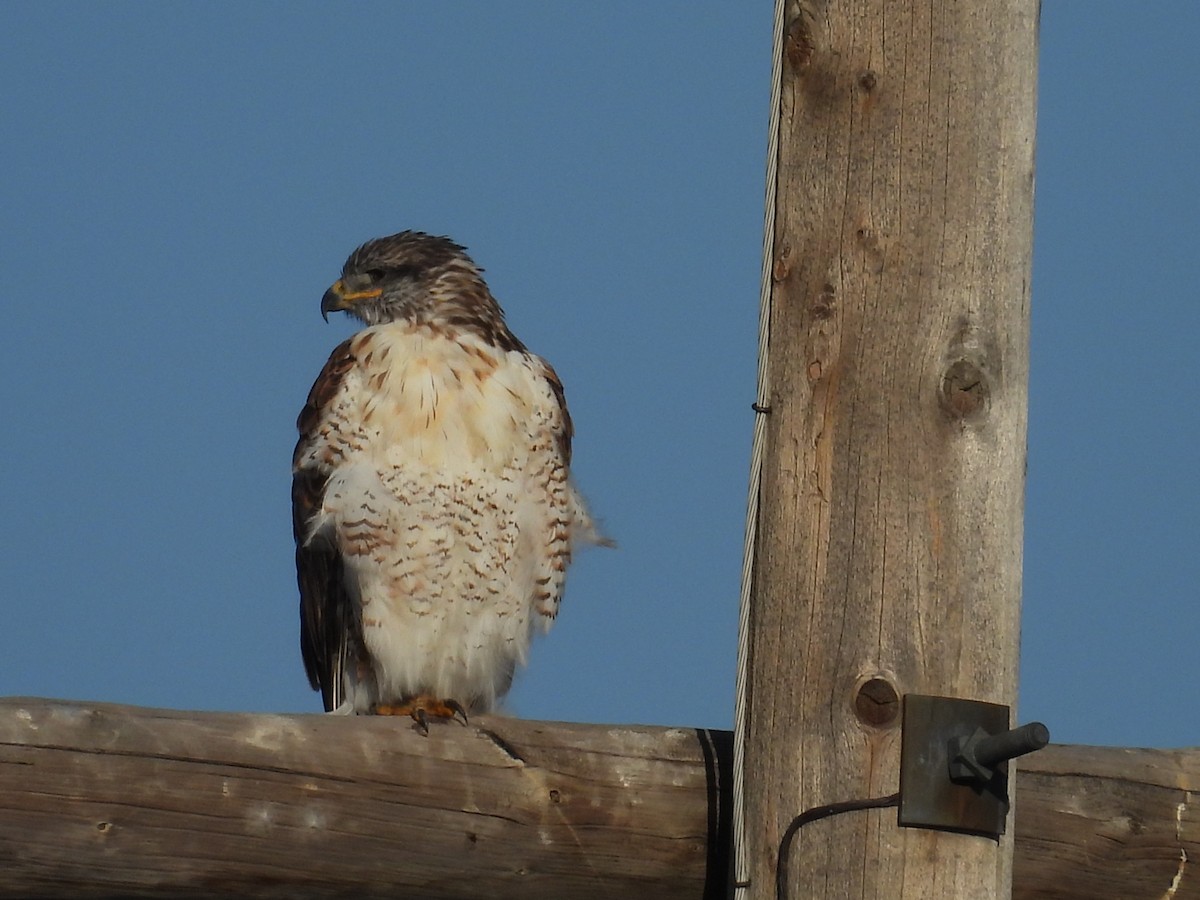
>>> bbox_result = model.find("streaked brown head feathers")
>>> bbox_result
[319,231,520,352]
[345,230,467,277]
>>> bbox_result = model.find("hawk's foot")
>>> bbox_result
[372,696,469,733]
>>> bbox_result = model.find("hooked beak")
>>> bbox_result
[320,282,347,322]
[320,279,383,322]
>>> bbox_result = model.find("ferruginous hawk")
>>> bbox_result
[292,230,603,726]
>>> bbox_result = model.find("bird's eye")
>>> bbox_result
[364,268,387,282]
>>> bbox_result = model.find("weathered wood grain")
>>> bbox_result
[1014,745,1198,899]
[0,699,730,900]
[0,700,1194,898]
[743,0,1038,896]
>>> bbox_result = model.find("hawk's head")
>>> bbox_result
[320,231,516,346]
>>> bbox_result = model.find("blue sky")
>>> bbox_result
[1,4,1195,749]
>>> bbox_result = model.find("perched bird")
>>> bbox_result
[293,230,603,726]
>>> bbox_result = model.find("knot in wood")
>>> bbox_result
[810,282,836,319]
[773,251,791,283]
[785,15,815,72]
[854,677,900,728]
[939,360,990,420]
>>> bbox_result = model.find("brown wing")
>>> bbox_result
[538,357,574,465]
[293,338,358,712]
[536,354,613,550]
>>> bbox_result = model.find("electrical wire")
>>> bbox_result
[775,793,902,900]
[731,0,786,893]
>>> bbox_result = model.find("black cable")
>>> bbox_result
[775,792,901,900]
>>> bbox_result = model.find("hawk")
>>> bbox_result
[293,230,602,725]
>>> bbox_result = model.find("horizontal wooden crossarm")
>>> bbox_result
[0,699,1194,899]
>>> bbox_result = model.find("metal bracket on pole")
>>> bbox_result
[898,694,1049,839]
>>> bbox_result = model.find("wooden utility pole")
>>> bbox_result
[741,1,1038,897]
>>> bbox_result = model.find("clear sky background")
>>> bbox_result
[1,3,1195,749]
